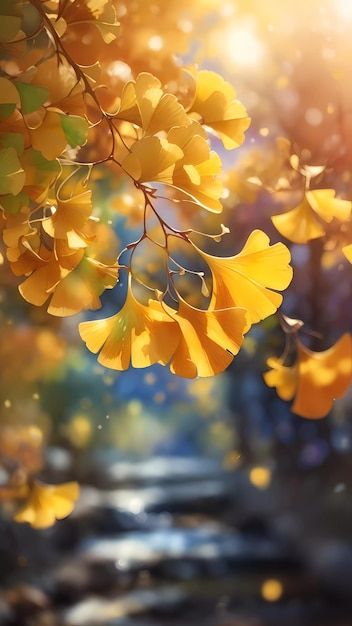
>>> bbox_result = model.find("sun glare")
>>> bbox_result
[225,21,265,67]
[334,0,352,19]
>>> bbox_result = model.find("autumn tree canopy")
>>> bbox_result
[0,0,351,528]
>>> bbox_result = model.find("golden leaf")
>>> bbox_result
[272,190,352,244]
[47,255,118,317]
[167,122,223,212]
[117,72,190,135]
[42,188,93,249]
[187,70,251,149]
[195,230,293,326]
[79,278,180,370]
[121,135,183,185]
[0,77,20,107]
[293,335,352,418]
[15,237,117,315]
[3,207,36,263]
[166,298,247,378]
[29,111,68,161]
[16,244,82,307]
[14,481,79,529]
[264,334,352,418]
[263,357,298,401]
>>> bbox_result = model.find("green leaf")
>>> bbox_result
[61,115,89,148]
[0,103,16,121]
[0,147,25,195]
[23,148,60,175]
[0,132,24,154]
[16,82,49,114]
[0,190,28,213]
[0,77,20,120]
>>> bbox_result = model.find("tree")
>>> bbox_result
[0,0,351,528]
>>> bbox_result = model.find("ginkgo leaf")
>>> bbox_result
[306,189,351,223]
[166,298,247,378]
[0,147,25,196]
[195,230,293,325]
[263,357,298,401]
[30,56,86,119]
[0,190,28,214]
[86,0,111,18]
[272,190,352,244]
[30,111,68,160]
[187,70,251,149]
[47,256,118,317]
[14,481,79,529]
[264,334,352,418]
[15,82,49,114]
[2,207,35,261]
[167,122,223,213]
[42,188,93,248]
[293,335,352,418]
[0,77,21,108]
[79,278,180,370]
[0,15,21,43]
[21,148,60,202]
[62,0,110,20]
[17,246,79,307]
[95,17,119,43]
[0,77,21,119]
[17,241,118,315]
[272,198,324,243]
[342,243,352,263]
[58,0,119,64]
[61,115,89,148]
[0,132,24,154]
[117,72,190,135]
[121,136,183,185]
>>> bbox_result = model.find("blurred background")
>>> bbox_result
[1,0,352,624]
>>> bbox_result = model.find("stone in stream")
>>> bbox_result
[71,476,234,534]
[79,526,288,576]
[63,586,188,626]
[86,455,227,488]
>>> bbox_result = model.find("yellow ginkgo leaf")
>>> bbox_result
[117,72,190,135]
[272,198,324,244]
[29,111,68,161]
[264,334,352,419]
[0,77,20,106]
[166,298,247,378]
[15,236,118,315]
[342,243,352,263]
[42,188,93,249]
[47,255,118,316]
[306,189,351,223]
[272,190,352,244]
[195,230,293,326]
[14,480,79,529]
[263,357,298,401]
[167,122,223,213]
[79,278,180,370]
[121,135,183,185]
[17,245,83,307]
[187,70,251,149]
[293,335,352,419]
[3,207,36,262]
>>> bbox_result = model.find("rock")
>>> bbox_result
[63,586,187,625]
